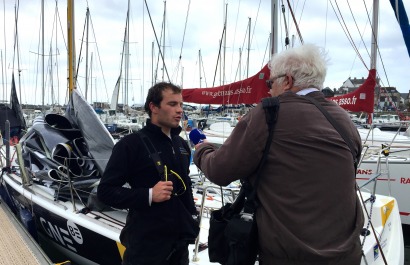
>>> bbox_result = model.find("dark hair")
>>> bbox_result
[144,82,182,117]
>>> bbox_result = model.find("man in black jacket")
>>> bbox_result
[98,82,199,265]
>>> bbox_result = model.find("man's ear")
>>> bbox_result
[283,74,293,91]
[149,102,159,114]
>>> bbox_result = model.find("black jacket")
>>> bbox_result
[98,120,198,263]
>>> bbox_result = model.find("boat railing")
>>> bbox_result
[192,184,239,262]
[358,144,393,196]
[358,172,382,191]
[362,121,410,147]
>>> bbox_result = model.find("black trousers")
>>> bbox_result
[161,245,189,265]
[122,243,189,265]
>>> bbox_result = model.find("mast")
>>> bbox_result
[369,0,379,124]
[162,1,166,81]
[239,48,242,79]
[68,0,76,93]
[85,7,90,100]
[270,0,279,59]
[151,41,154,86]
[370,0,379,70]
[222,3,227,86]
[198,50,202,88]
[90,52,93,102]
[247,17,251,78]
[42,0,45,110]
[125,0,130,107]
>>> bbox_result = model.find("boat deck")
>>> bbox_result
[0,200,53,265]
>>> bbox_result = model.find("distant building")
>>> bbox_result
[375,87,402,111]
[341,76,368,91]
[321,87,334,98]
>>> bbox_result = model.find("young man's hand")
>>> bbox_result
[152,181,173,202]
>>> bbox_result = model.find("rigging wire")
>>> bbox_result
[144,0,171,83]
[286,0,303,45]
[248,0,262,78]
[229,0,242,83]
[354,0,394,107]
[199,52,208,88]
[2,0,7,99]
[211,14,227,88]
[52,3,60,106]
[348,0,372,66]
[88,13,110,104]
[76,9,89,95]
[173,0,191,85]
[61,2,109,104]
[155,3,164,83]
[297,0,307,32]
[324,0,328,48]
[361,0,391,89]
[328,0,368,69]
[228,0,262,85]
[280,0,290,47]
[330,0,400,118]
[261,34,270,70]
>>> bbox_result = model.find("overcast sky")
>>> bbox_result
[1,0,409,106]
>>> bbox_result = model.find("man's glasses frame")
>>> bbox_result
[266,74,287,90]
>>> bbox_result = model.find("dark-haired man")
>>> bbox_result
[98,82,198,265]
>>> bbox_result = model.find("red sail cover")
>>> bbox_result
[328,69,376,114]
[182,64,270,104]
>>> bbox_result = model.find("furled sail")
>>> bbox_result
[182,64,270,104]
[9,73,27,130]
[0,73,27,138]
[328,69,376,114]
[66,89,115,175]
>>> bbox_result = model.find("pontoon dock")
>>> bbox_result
[0,199,54,265]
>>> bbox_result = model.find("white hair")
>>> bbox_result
[268,44,329,89]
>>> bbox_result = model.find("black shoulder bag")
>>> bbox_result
[208,97,280,265]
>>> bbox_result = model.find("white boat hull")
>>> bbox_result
[358,156,410,225]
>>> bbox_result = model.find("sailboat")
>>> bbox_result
[184,1,410,230]
[103,0,143,136]
[184,0,405,264]
[0,1,122,264]
[323,0,410,226]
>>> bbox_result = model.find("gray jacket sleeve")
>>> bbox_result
[193,104,268,186]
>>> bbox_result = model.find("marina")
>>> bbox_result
[0,0,409,265]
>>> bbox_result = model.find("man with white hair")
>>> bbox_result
[192,44,364,264]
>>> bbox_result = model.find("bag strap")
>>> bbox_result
[243,97,280,213]
[137,131,165,178]
[303,95,358,172]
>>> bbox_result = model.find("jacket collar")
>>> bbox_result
[145,119,182,137]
